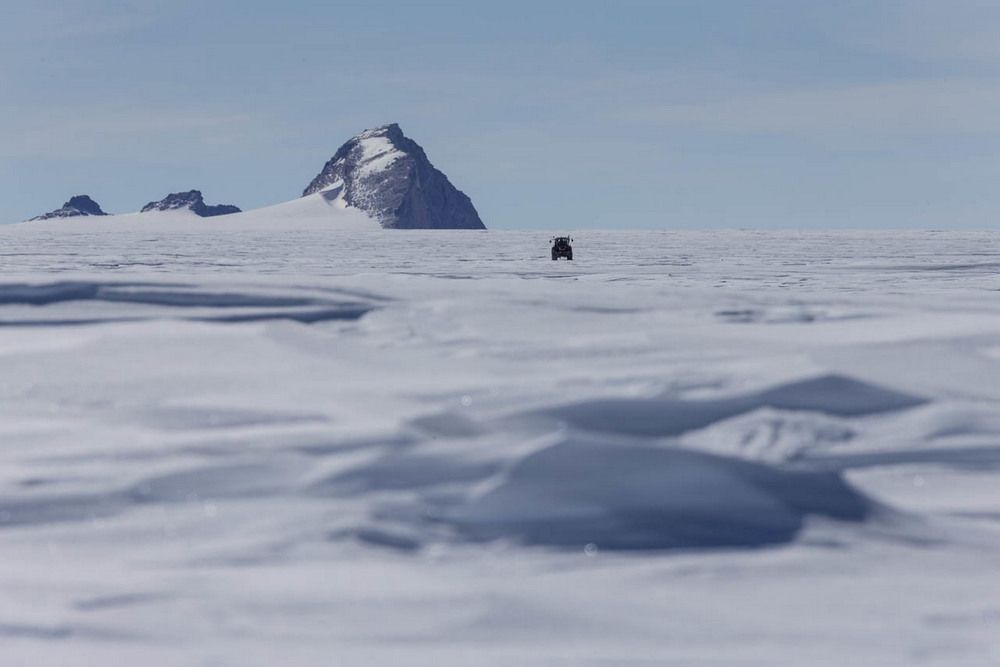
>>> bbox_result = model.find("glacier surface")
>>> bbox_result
[0,228,1000,665]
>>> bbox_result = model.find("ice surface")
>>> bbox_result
[0,228,999,665]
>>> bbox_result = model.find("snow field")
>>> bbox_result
[0,229,999,664]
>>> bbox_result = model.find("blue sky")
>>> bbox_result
[2,0,999,228]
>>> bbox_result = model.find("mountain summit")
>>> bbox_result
[303,124,485,229]
[30,195,108,221]
[141,190,241,217]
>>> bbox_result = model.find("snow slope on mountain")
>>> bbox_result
[353,129,405,178]
[20,192,379,231]
[1,229,1000,665]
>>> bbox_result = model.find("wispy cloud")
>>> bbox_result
[839,1,1000,64]
[0,108,266,160]
[0,0,165,43]
[618,78,1000,146]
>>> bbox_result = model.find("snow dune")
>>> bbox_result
[438,438,873,550]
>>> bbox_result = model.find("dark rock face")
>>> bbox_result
[141,190,241,217]
[303,124,485,229]
[30,195,108,221]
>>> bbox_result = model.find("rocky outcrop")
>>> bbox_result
[30,195,108,221]
[303,124,485,229]
[141,190,241,217]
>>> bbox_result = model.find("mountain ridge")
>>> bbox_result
[30,195,108,221]
[141,190,241,217]
[24,124,485,229]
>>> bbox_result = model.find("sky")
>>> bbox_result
[2,0,999,228]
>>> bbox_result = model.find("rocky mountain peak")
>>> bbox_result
[303,124,485,229]
[30,195,108,221]
[141,190,241,218]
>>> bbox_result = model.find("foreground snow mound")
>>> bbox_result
[317,373,915,552]
[439,439,874,550]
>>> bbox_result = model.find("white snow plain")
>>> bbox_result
[1,228,1000,665]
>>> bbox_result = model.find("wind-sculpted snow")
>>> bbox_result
[527,375,926,437]
[0,229,999,664]
[0,280,378,325]
[439,439,872,550]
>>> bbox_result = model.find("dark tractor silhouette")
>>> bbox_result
[551,236,573,260]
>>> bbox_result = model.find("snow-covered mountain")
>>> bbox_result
[23,124,486,230]
[30,195,108,221]
[141,190,241,217]
[303,124,486,229]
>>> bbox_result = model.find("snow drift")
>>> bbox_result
[438,438,873,550]
[528,375,927,437]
